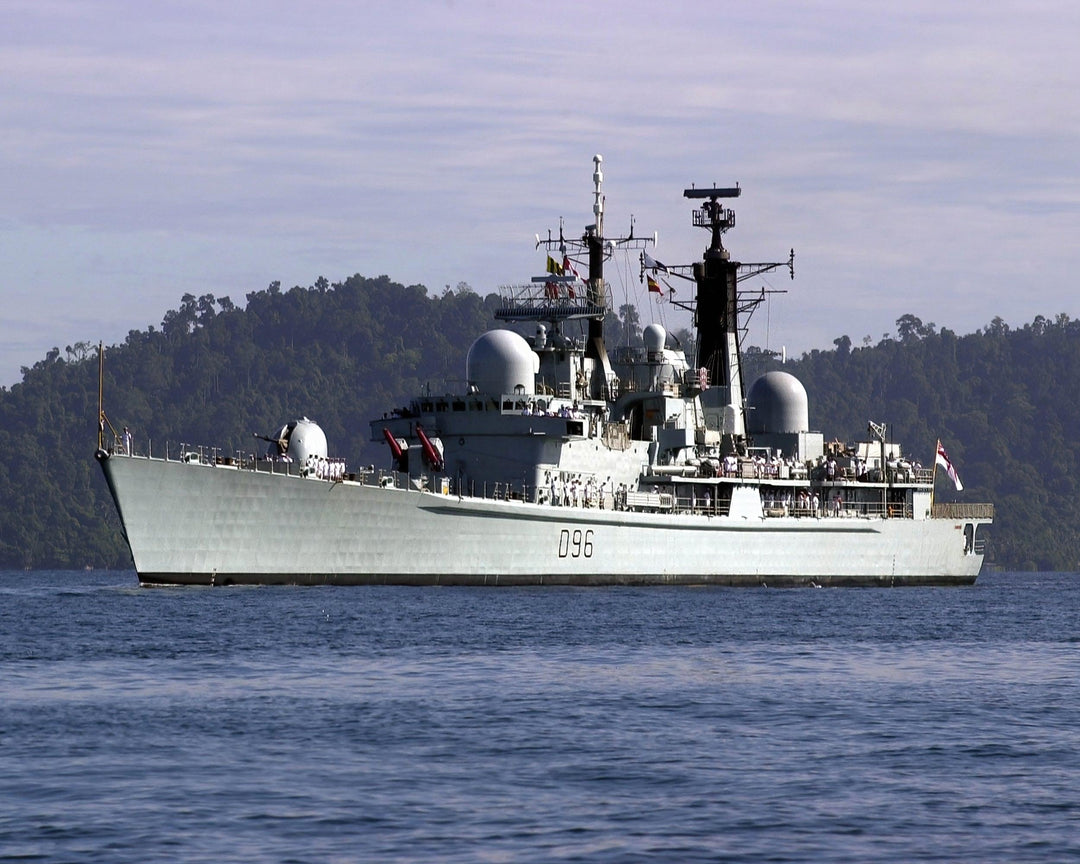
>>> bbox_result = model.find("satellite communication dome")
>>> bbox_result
[466,330,539,396]
[643,323,666,354]
[746,371,809,434]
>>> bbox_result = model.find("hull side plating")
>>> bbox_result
[101,454,984,587]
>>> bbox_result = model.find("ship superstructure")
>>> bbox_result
[97,158,992,586]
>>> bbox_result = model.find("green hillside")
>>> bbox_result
[1,275,1073,571]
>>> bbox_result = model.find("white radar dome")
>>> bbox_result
[643,323,666,353]
[466,330,540,396]
[746,371,809,434]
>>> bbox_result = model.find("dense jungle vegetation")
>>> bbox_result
[1,273,1076,571]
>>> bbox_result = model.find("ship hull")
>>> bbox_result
[98,452,986,587]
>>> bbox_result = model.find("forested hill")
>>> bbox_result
[1,274,1076,571]
[748,313,1080,570]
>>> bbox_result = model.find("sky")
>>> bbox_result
[3,0,1079,386]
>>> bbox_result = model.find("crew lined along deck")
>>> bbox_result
[103,442,991,523]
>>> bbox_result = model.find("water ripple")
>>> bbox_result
[0,570,1078,862]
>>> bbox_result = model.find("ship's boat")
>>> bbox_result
[96,157,992,586]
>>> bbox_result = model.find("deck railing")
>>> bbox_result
[932,502,995,520]
[106,443,994,522]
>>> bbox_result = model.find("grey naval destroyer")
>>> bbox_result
[97,157,993,586]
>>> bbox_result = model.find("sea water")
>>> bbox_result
[1,570,1077,863]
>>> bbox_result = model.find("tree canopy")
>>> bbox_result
[1,275,1075,571]
[769,312,1080,570]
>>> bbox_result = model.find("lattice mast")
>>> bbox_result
[524,155,657,399]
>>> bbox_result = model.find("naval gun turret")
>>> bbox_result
[255,417,328,463]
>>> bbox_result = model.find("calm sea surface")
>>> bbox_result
[1,570,1078,863]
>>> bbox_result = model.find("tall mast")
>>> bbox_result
[685,186,744,437]
[655,185,793,451]
[514,156,655,400]
[585,155,610,395]
[97,341,105,449]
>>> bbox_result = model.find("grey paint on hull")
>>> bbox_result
[99,452,986,588]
